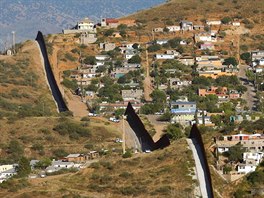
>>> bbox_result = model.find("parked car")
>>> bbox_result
[88,113,98,117]
[109,117,120,123]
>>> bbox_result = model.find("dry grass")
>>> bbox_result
[0,138,196,198]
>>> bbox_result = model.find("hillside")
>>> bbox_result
[0,139,196,198]
[0,41,57,118]
[126,0,264,50]
[0,0,165,46]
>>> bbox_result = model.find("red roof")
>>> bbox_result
[106,18,119,24]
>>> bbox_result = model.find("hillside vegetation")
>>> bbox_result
[0,139,196,198]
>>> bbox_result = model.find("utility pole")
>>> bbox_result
[11,31,15,54]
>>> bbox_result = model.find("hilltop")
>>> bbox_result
[0,0,165,45]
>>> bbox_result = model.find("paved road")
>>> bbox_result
[237,64,257,110]
[186,138,210,198]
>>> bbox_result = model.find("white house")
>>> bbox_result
[232,22,241,26]
[243,152,263,164]
[0,165,14,173]
[237,163,257,174]
[95,55,110,61]
[153,27,164,32]
[166,26,181,32]
[46,160,75,173]
[155,54,175,60]
[156,39,169,45]
[77,18,95,31]
[180,21,193,31]
[206,20,221,25]
[0,167,17,183]
[166,50,180,57]
[195,33,212,42]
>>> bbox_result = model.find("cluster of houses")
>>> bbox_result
[215,133,264,181]
[251,50,264,73]
[0,151,100,183]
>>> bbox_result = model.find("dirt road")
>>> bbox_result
[143,49,153,101]
[238,64,256,110]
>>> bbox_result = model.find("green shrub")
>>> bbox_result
[122,151,132,158]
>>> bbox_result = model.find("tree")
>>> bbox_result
[115,108,125,119]
[132,43,139,50]
[128,55,141,64]
[147,44,161,52]
[221,17,232,24]
[34,158,52,169]
[17,157,31,177]
[240,52,251,64]
[104,29,114,36]
[225,143,245,162]
[8,140,24,161]
[223,57,238,66]
[83,56,96,65]
[166,124,183,140]
[150,89,166,104]
[163,27,169,33]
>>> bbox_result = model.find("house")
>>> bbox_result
[166,25,181,32]
[180,20,193,31]
[95,55,110,61]
[77,17,95,31]
[46,160,75,173]
[0,165,14,173]
[170,101,197,125]
[198,86,239,101]
[99,101,143,113]
[169,78,192,89]
[166,50,180,57]
[179,57,195,65]
[255,65,264,73]
[30,160,40,170]
[156,39,169,45]
[198,68,238,79]
[198,86,227,96]
[195,32,215,42]
[237,162,257,174]
[87,151,100,160]
[232,22,241,26]
[125,49,137,60]
[101,18,119,28]
[99,42,116,51]
[216,134,264,153]
[63,18,96,34]
[193,25,205,30]
[112,32,122,38]
[64,154,87,163]
[121,89,143,101]
[80,33,97,45]
[153,27,164,32]
[237,151,264,174]
[155,54,175,60]
[206,20,221,25]
[200,42,215,50]
[123,63,141,68]
[195,110,215,126]
[0,168,17,183]
[251,50,264,66]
